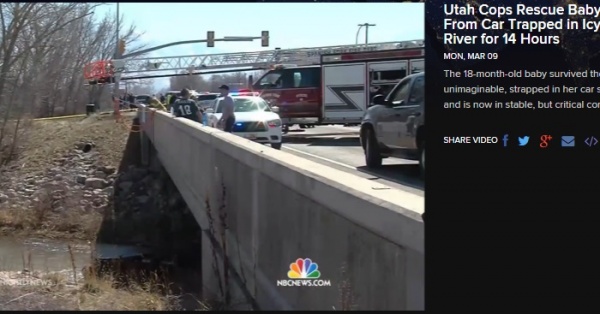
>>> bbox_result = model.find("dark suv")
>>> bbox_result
[360,72,425,175]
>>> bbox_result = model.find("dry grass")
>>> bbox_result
[0,204,103,241]
[77,270,173,310]
[0,269,173,310]
[0,241,174,311]
[18,113,132,176]
[0,113,135,241]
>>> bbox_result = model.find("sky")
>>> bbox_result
[94,2,424,91]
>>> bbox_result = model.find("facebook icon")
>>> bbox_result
[502,134,509,147]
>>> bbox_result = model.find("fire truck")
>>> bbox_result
[251,41,424,131]
[85,40,423,132]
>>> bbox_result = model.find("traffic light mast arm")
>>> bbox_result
[121,36,264,59]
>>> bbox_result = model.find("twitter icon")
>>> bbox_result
[518,136,530,146]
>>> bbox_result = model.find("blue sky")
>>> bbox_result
[94,3,424,90]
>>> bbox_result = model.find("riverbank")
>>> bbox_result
[0,268,175,310]
[0,114,186,310]
[0,114,130,241]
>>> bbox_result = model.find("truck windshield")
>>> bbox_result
[253,67,320,89]
[254,71,282,88]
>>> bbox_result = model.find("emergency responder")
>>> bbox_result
[148,96,167,111]
[168,93,178,110]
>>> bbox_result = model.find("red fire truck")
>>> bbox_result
[251,41,424,132]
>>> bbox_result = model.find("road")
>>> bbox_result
[282,125,424,196]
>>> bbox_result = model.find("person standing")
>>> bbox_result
[170,88,203,123]
[168,93,178,110]
[217,85,236,132]
[127,93,135,109]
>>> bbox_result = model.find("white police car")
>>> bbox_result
[205,93,283,149]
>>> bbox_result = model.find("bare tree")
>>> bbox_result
[0,3,147,165]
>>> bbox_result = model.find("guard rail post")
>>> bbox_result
[138,104,150,166]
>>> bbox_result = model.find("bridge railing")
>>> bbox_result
[133,104,424,310]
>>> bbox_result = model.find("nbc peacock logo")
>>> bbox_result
[288,258,320,279]
[276,258,332,287]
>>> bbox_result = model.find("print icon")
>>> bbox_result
[518,136,529,146]
[585,136,598,147]
[540,135,552,148]
[561,136,575,147]
[287,258,321,279]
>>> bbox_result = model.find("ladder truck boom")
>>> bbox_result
[115,40,424,75]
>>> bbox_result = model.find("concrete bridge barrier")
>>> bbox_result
[137,107,424,310]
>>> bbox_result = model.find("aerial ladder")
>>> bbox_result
[84,40,424,82]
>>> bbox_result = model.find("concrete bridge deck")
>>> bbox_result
[135,107,424,310]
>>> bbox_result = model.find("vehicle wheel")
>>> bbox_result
[271,142,282,150]
[419,143,425,179]
[365,128,382,168]
[300,124,307,129]
[282,125,289,134]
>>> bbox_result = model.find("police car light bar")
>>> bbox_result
[230,90,260,97]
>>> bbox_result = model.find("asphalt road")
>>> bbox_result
[282,125,424,196]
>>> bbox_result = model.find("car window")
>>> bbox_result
[410,60,424,75]
[135,96,151,103]
[196,95,218,101]
[215,98,271,113]
[387,78,412,104]
[408,76,424,104]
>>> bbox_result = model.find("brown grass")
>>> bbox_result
[0,113,135,241]
[77,270,173,310]
[0,269,173,310]
[0,241,175,311]
[18,113,132,176]
[0,204,103,240]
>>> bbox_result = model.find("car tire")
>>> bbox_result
[365,128,382,168]
[419,143,425,179]
[271,142,282,150]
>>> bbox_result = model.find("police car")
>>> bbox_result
[205,91,283,149]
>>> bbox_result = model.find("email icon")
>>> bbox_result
[561,136,575,147]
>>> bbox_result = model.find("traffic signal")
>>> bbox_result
[118,39,126,55]
[207,31,214,47]
[261,31,269,47]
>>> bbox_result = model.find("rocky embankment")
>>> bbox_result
[0,141,116,238]
[98,155,202,263]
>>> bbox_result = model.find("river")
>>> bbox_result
[0,237,91,272]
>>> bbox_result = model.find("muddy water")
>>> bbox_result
[0,237,91,272]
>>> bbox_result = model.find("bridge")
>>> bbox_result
[132,106,424,310]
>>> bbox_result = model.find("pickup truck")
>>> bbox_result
[360,72,425,176]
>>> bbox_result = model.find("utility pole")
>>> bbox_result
[356,23,376,47]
